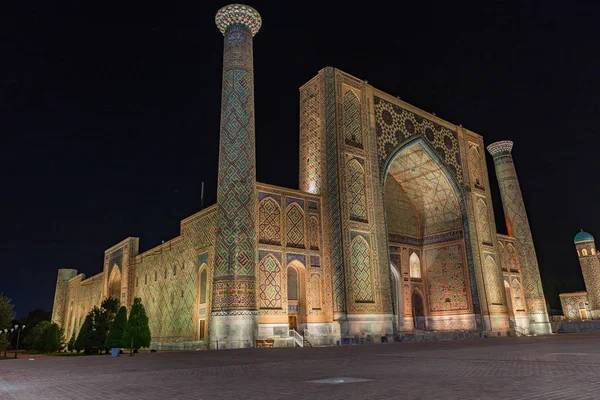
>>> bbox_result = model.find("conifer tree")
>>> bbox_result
[105,306,127,349]
[67,334,75,352]
[122,298,150,355]
[74,314,93,353]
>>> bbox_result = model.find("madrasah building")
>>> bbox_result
[51,4,552,350]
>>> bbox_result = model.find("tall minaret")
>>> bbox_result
[574,230,600,319]
[487,141,551,335]
[211,4,262,349]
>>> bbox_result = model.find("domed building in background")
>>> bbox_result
[559,230,600,320]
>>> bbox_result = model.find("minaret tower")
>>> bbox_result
[211,4,262,349]
[487,140,551,335]
[574,230,600,319]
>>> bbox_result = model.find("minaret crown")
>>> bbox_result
[487,140,514,157]
[215,4,262,36]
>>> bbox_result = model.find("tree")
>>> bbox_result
[20,308,52,350]
[0,334,9,355]
[67,334,75,352]
[101,297,120,318]
[122,298,150,355]
[105,306,127,349]
[74,314,93,353]
[0,293,16,329]
[28,321,52,351]
[27,321,64,352]
[41,323,64,352]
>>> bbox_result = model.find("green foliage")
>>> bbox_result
[122,298,150,354]
[105,306,127,349]
[0,293,16,329]
[74,314,93,353]
[20,309,52,350]
[89,306,109,352]
[101,297,120,317]
[72,298,122,354]
[28,321,64,352]
[67,334,75,352]
[0,334,9,352]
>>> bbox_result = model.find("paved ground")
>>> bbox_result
[2,333,600,400]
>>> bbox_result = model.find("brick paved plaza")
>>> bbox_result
[2,333,600,400]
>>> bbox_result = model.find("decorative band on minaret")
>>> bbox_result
[487,141,551,335]
[211,4,261,348]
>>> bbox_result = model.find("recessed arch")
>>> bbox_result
[382,138,480,319]
[108,265,121,300]
[409,252,421,279]
[287,260,308,326]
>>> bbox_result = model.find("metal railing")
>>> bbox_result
[289,329,304,347]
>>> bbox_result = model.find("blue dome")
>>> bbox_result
[574,230,595,243]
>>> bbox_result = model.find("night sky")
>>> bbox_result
[5,1,600,316]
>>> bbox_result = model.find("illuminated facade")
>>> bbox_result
[51,4,552,350]
[559,231,600,320]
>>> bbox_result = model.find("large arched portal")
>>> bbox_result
[384,140,476,332]
[108,266,121,301]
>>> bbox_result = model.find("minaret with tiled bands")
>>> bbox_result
[487,141,551,335]
[211,4,262,349]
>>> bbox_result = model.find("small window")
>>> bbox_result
[593,248,597,255]
[200,269,208,304]
[582,249,588,256]
[164,269,167,279]
[136,277,139,287]
[145,274,147,285]
[410,253,421,279]
[155,271,157,281]
[181,290,184,298]
[288,268,298,300]
[173,264,177,276]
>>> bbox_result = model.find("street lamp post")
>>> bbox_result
[13,325,25,359]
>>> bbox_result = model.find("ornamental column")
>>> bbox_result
[211,4,262,349]
[487,141,551,335]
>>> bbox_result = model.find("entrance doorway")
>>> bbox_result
[412,290,426,330]
[199,319,206,340]
[288,316,297,330]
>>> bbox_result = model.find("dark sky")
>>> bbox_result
[4,1,599,316]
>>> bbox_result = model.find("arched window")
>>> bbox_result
[582,249,588,256]
[593,248,596,255]
[173,264,177,276]
[199,268,207,304]
[410,253,421,279]
[154,270,157,281]
[145,274,147,285]
[164,269,167,279]
[288,267,298,300]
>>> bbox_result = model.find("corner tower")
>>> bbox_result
[210,4,262,349]
[487,140,551,335]
[574,230,600,319]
